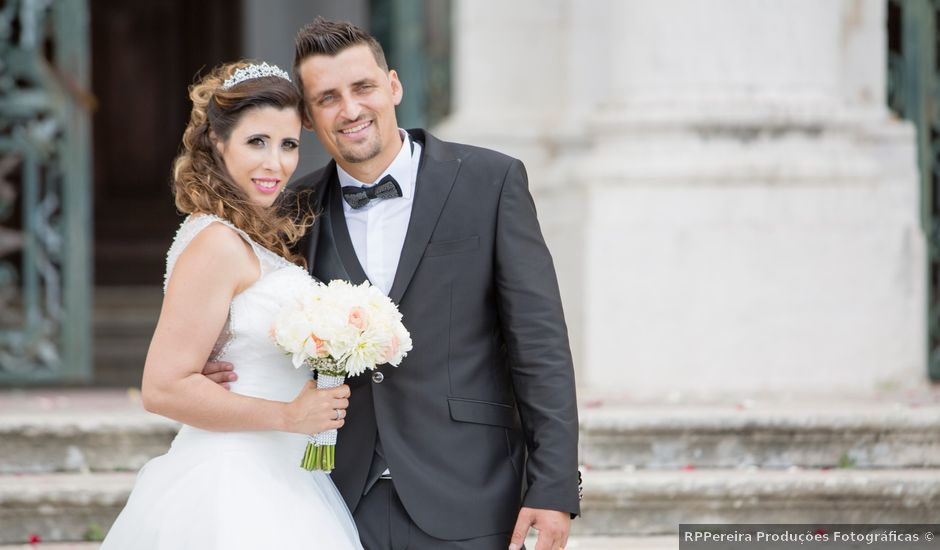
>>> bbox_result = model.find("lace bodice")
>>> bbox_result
[162,214,314,402]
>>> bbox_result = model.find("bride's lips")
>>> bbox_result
[252,178,280,194]
[338,120,373,140]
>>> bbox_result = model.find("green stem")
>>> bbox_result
[299,442,337,471]
[300,442,316,471]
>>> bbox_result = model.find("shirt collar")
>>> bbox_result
[336,129,416,200]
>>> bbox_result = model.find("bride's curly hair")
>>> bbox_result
[172,60,311,266]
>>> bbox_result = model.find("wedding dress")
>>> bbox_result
[101,214,362,549]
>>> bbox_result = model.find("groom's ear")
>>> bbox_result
[388,70,403,107]
[301,104,316,132]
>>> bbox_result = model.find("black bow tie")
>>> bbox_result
[341,175,403,209]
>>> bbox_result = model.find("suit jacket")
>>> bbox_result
[291,129,579,540]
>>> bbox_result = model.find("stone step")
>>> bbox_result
[0,390,177,474]
[528,535,677,550]
[0,473,134,544]
[6,392,940,474]
[93,286,161,335]
[92,287,161,386]
[575,468,940,536]
[0,537,676,550]
[91,339,150,388]
[580,402,940,469]
[4,468,937,543]
[4,471,675,546]
[0,415,176,475]
[0,545,101,550]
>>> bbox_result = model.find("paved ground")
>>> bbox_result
[0,537,680,550]
[3,385,940,417]
[0,388,151,417]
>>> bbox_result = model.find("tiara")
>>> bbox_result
[222,62,291,90]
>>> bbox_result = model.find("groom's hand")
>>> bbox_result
[202,361,238,389]
[509,507,569,550]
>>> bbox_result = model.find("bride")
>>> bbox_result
[101,61,362,549]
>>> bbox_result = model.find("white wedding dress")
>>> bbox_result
[101,214,362,549]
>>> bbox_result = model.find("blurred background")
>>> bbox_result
[1,0,453,387]
[1,0,939,547]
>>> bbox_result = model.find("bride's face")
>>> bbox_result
[216,106,302,207]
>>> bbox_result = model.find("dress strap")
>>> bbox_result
[163,214,268,293]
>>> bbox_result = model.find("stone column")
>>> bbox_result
[435,0,573,171]
[574,0,925,398]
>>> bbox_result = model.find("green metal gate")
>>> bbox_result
[888,0,940,380]
[0,0,93,384]
[370,0,452,129]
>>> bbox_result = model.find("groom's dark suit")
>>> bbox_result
[293,129,579,541]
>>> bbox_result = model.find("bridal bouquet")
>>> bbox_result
[272,280,412,471]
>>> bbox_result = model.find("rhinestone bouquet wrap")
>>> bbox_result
[272,280,413,471]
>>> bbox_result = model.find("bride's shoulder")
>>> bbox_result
[164,214,259,293]
[190,221,252,254]
[180,217,256,267]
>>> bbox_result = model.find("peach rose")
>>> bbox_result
[348,307,368,331]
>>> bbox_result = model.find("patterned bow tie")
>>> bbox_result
[341,175,403,209]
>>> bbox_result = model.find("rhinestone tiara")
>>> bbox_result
[221,62,291,90]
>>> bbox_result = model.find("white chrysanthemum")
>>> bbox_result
[344,323,392,376]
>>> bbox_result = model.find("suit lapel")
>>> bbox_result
[388,132,461,304]
[297,170,329,277]
[328,174,371,285]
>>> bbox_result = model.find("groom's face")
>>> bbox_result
[299,44,403,178]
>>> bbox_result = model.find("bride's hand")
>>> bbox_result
[283,380,350,435]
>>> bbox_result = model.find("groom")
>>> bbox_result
[208,17,579,550]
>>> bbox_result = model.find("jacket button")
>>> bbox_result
[372,371,385,384]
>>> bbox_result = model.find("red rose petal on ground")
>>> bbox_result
[681,465,696,472]
[28,533,41,544]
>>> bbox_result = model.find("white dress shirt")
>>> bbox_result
[338,130,419,479]
[336,130,420,295]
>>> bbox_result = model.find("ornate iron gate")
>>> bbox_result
[0,0,93,384]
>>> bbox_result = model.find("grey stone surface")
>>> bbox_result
[0,473,134,544]
[0,545,102,549]
[580,403,940,468]
[4,391,940,543]
[0,416,177,474]
[0,398,178,474]
[576,469,940,535]
[7,468,939,542]
[530,535,678,550]
[0,537,678,550]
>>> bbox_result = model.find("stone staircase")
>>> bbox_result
[1,392,939,548]
[0,390,176,545]
[575,400,940,538]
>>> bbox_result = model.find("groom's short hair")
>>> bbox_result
[293,17,389,91]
